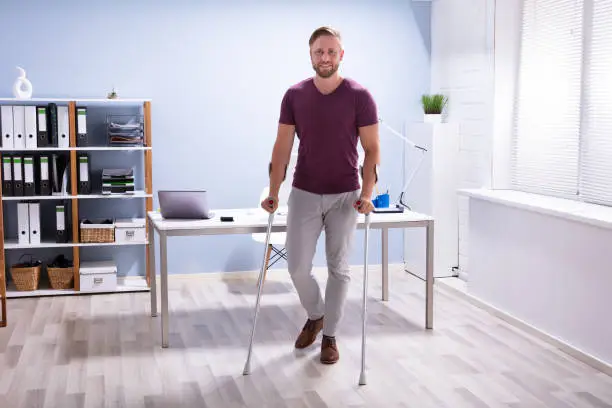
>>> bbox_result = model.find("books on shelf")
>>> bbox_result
[1,103,71,149]
[2,152,70,198]
[0,100,148,150]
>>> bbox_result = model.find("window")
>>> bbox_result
[511,0,612,206]
[579,0,612,205]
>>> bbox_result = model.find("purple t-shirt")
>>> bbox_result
[279,77,378,195]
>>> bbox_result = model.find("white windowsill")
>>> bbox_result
[458,188,612,230]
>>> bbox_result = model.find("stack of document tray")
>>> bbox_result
[106,115,144,146]
[102,168,134,195]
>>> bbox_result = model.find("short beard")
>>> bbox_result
[312,63,339,78]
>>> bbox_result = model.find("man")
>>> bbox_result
[261,26,380,364]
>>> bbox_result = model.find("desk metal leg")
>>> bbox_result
[160,233,169,348]
[381,227,389,301]
[149,219,157,317]
[425,220,434,329]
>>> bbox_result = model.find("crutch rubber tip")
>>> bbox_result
[243,363,251,375]
[359,372,367,385]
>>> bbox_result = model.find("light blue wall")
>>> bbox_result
[0,0,430,275]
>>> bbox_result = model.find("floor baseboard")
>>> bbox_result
[437,278,612,377]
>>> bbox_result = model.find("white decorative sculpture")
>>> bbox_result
[12,66,33,99]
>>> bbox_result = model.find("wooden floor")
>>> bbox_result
[1,265,611,408]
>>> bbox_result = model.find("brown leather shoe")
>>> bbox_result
[320,335,339,364]
[294,317,324,349]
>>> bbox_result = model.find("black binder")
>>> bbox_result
[23,156,35,196]
[77,153,91,194]
[12,156,23,196]
[38,155,51,196]
[2,155,13,196]
[36,106,48,147]
[55,202,70,243]
[47,103,58,147]
[76,107,88,147]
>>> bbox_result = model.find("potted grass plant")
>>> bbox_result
[421,94,448,123]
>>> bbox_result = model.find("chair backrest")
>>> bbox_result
[259,153,298,207]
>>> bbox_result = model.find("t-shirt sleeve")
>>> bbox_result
[356,88,378,127]
[278,89,295,125]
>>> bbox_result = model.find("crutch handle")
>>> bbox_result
[354,199,374,215]
[262,195,278,213]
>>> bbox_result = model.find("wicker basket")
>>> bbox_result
[47,267,74,289]
[10,255,42,291]
[80,219,115,243]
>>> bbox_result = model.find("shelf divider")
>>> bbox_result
[144,101,153,287]
[69,101,80,291]
[0,146,5,326]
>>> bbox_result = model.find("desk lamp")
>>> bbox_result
[377,117,428,211]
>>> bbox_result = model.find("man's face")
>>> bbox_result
[310,35,344,78]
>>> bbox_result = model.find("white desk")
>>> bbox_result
[147,208,434,348]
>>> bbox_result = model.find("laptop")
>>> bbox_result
[158,190,213,219]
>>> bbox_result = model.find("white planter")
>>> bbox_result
[424,113,442,123]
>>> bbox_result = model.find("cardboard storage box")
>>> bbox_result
[79,260,117,292]
[115,218,146,243]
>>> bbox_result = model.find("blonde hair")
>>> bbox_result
[308,26,342,47]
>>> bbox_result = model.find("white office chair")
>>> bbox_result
[252,153,298,285]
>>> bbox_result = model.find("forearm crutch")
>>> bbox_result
[243,209,275,375]
[359,212,371,386]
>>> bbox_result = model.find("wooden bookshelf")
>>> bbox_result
[0,115,6,327]
[69,101,80,291]
[144,101,153,286]
[0,98,153,327]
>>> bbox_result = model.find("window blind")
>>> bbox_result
[511,0,584,198]
[578,0,612,205]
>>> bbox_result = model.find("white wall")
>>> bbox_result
[430,0,496,279]
[467,195,612,368]
[429,0,526,279]
[492,0,523,189]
